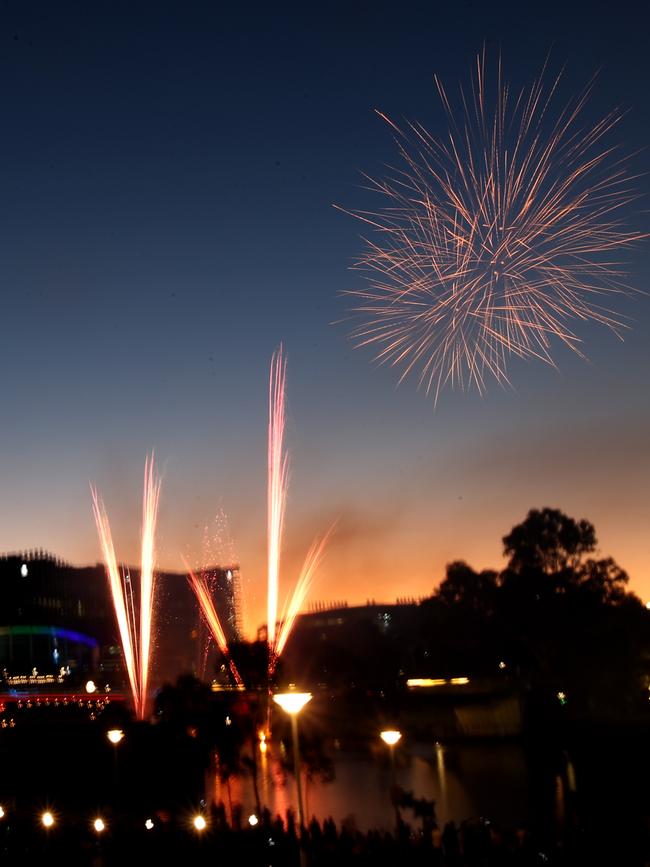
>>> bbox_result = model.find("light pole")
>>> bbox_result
[380,730,402,831]
[273,691,312,829]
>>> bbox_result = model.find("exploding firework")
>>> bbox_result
[91,454,161,720]
[341,53,644,401]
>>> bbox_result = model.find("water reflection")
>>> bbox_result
[210,740,530,831]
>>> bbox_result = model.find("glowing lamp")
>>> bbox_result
[93,818,105,833]
[248,813,259,826]
[41,811,55,828]
[85,680,97,694]
[273,692,312,715]
[0,805,5,819]
[145,818,154,830]
[193,815,207,831]
[380,730,402,746]
[107,729,124,745]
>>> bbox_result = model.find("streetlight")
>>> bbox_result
[41,811,55,828]
[193,814,207,832]
[93,817,105,833]
[273,691,312,829]
[145,818,155,831]
[0,805,5,819]
[380,730,402,747]
[107,729,125,792]
[380,729,402,829]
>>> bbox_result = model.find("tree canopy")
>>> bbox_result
[428,508,647,718]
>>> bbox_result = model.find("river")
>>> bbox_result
[211,739,536,831]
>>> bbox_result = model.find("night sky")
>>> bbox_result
[0,1,648,634]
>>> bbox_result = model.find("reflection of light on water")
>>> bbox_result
[207,741,528,832]
[259,739,271,808]
[554,774,565,832]
[566,757,577,793]
[435,742,448,821]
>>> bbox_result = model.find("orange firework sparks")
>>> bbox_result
[275,527,335,658]
[340,52,645,401]
[186,564,243,686]
[139,454,161,720]
[90,487,140,710]
[90,454,161,720]
[267,345,289,657]
[265,348,333,673]
[194,511,241,679]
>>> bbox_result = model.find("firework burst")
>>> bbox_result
[341,53,644,401]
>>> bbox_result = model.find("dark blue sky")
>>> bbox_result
[0,1,648,631]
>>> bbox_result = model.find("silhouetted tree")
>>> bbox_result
[503,507,596,574]
[436,560,500,615]
[428,508,648,719]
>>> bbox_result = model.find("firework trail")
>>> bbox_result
[90,454,161,720]
[194,511,242,679]
[265,347,334,674]
[275,527,335,658]
[267,345,289,659]
[90,487,140,710]
[340,52,644,401]
[139,454,161,720]
[186,563,243,687]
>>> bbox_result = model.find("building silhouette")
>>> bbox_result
[0,550,241,693]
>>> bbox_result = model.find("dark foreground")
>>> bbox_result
[1,802,648,867]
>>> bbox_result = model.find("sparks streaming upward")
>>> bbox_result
[192,511,241,679]
[275,527,335,658]
[139,454,161,720]
[185,563,243,687]
[91,454,161,720]
[90,488,140,711]
[267,346,289,656]
[184,348,331,689]
[340,53,644,402]
[265,347,333,675]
